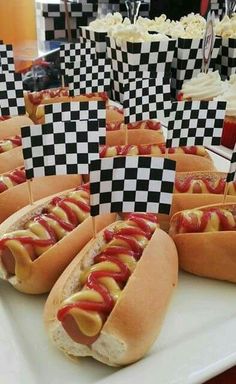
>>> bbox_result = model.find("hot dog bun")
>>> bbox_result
[106,120,165,146]
[24,88,109,123]
[0,186,116,293]
[100,144,215,172]
[0,174,83,223]
[164,154,215,172]
[44,217,178,366]
[0,146,24,173]
[83,145,216,184]
[0,115,33,139]
[158,172,236,231]
[169,203,236,283]
[106,105,124,124]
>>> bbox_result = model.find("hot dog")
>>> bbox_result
[0,173,84,223]
[0,183,115,293]
[169,203,236,283]
[0,135,21,153]
[106,120,165,146]
[24,88,109,123]
[157,172,236,231]
[44,213,178,366]
[0,115,33,139]
[106,104,124,124]
[99,144,215,172]
[0,166,26,193]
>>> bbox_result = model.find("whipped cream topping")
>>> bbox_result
[215,14,236,38]
[108,24,169,45]
[181,71,227,100]
[214,84,236,117]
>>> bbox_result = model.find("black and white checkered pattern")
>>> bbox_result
[90,156,176,216]
[171,37,221,97]
[106,36,176,103]
[166,101,226,148]
[36,0,150,45]
[21,120,100,179]
[44,101,106,144]
[216,38,236,79]
[79,27,108,59]
[59,41,97,78]
[0,44,15,73]
[36,1,98,41]
[227,143,236,183]
[67,58,111,96]
[210,0,225,19]
[123,75,171,124]
[0,72,25,116]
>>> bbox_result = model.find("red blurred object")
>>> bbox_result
[201,0,210,16]
[221,118,236,149]
[205,366,236,383]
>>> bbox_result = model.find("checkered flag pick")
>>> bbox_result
[123,75,171,124]
[59,41,97,78]
[44,101,106,144]
[89,156,176,216]
[21,120,100,179]
[0,44,15,73]
[67,58,111,96]
[166,101,226,148]
[227,143,236,183]
[0,72,25,116]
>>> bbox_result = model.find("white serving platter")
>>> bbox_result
[0,146,235,384]
[1,268,236,384]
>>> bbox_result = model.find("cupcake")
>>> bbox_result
[177,71,227,101]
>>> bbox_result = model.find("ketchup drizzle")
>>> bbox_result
[0,184,90,252]
[57,213,158,326]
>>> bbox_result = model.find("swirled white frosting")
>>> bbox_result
[214,84,236,117]
[181,71,227,100]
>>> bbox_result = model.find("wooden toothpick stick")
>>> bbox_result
[27,179,34,205]
[64,0,72,42]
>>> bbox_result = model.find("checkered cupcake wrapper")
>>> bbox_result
[215,37,236,79]
[171,36,221,97]
[166,100,226,148]
[21,120,101,179]
[89,156,176,216]
[106,36,176,103]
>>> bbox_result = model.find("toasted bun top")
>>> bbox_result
[0,115,33,140]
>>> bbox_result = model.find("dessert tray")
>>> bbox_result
[1,151,236,384]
